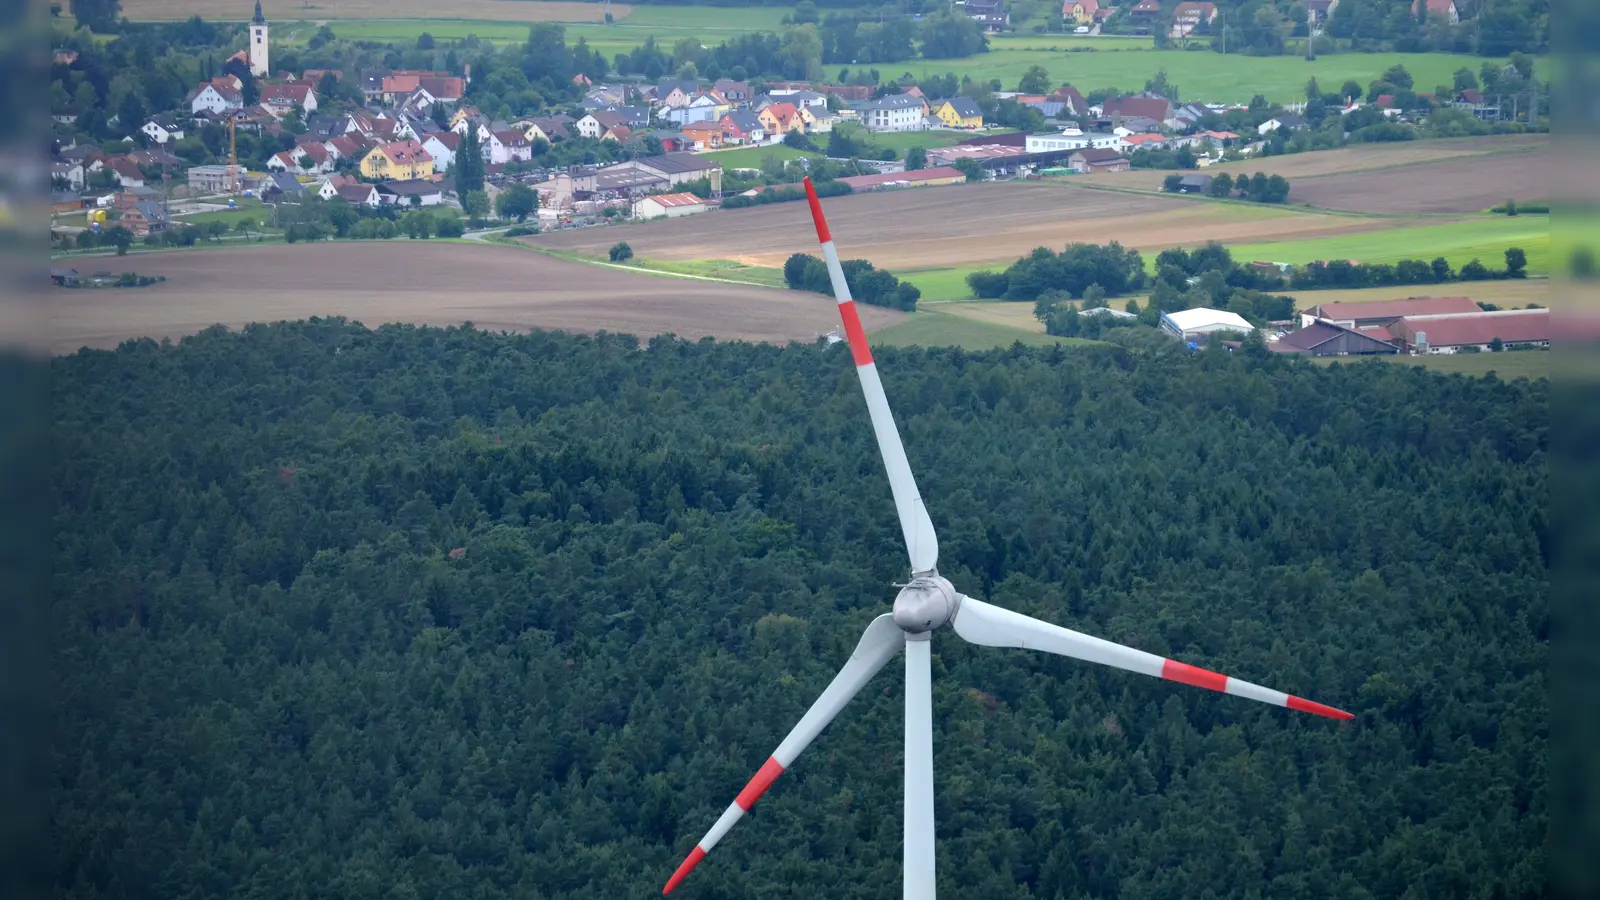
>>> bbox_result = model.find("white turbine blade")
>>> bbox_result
[803,177,939,574]
[663,614,906,895]
[903,638,936,900]
[950,596,1353,720]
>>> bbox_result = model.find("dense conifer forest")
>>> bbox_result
[51,322,1546,899]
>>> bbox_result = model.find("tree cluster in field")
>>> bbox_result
[724,179,850,210]
[966,243,1146,303]
[50,320,1546,900]
[58,270,166,288]
[1163,172,1291,204]
[1289,248,1530,290]
[784,253,920,311]
[1148,244,1298,325]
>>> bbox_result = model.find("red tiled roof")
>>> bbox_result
[1392,309,1549,347]
[644,192,706,208]
[837,166,965,190]
[1102,96,1170,120]
[1309,297,1482,322]
[262,84,312,105]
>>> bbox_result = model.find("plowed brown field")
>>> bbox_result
[51,242,903,355]
[1090,135,1549,214]
[531,183,1399,270]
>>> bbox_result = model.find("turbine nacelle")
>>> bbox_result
[892,573,958,635]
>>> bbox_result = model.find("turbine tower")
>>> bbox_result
[663,179,1355,899]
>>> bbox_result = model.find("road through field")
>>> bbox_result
[51,242,903,355]
[531,183,1398,271]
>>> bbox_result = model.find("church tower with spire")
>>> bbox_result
[248,2,269,78]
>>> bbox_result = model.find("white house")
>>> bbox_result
[52,161,85,190]
[662,94,721,127]
[421,132,460,171]
[1161,307,1256,340]
[1257,114,1308,135]
[633,192,707,220]
[141,116,185,145]
[189,84,243,116]
[260,83,318,116]
[853,95,925,132]
[486,130,532,164]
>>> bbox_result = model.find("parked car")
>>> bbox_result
[1074,26,1090,34]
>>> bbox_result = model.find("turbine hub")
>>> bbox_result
[893,573,958,634]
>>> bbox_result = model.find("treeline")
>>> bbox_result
[783,252,920,310]
[1147,0,1549,57]
[1149,244,1298,324]
[724,179,850,210]
[1289,247,1531,289]
[1163,172,1292,204]
[966,243,1146,302]
[50,321,1546,900]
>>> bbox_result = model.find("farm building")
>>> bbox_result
[609,153,723,193]
[1300,296,1482,329]
[633,192,708,221]
[1068,148,1130,173]
[837,167,967,192]
[1388,309,1550,354]
[1269,320,1399,356]
[1161,308,1255,340]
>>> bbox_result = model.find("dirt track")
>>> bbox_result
[50,242,904,355]
[531,183,1397,270]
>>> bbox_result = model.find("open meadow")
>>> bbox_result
[49,241,904,355]
[1225,216,1551,273]
[530,183,1399,271]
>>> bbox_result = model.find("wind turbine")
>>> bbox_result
[662,178,1354,899]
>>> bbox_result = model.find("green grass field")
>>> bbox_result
[1228,216,1551,275]
[870,308,1095,350]
[1317,351,1549,380]
[708,144,817,169]
[988,35,1153,52]
[620,257,786,287]
[906,49,1540,104]
[276,7,789,52]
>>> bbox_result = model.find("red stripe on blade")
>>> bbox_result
[838,301,874,367]
[735,757,786,811]
[663,846,706,895]
[1161,659,1229,693]
[803,178,832,244]
[1286,695,1355,720]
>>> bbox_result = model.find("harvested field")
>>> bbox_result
[1094,136,1548,191]
[1285,281,1549,308]
[532,184,1397,271]
[120,0,626,22]
[50,242,904,355]
[1288,152,1550,214]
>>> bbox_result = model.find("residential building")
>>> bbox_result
[1048,84,1090,118]
[1161,308,1255,340]
[335,183,381,206]
[1300,296,1482,330]
[853,94,926,132]
[1067,148,1130,173]
[1269,320,1399,356]
[713,79,751,102]
[1063,0,1099,24]
[187,164,240,193]
[1258,114,1308,135]
[360,140,435,180]
[1412,0,1459,24]
[249,2,269,78]
[1172,174,1214,194]
[775,89,829,111]
[719,110,766,145]
[141,115,185,145]
[52,161,85,190]
[377,178,448,206]
[1101,95,1173,122]
[107,158,145,188]
[663,93,722,127]
[1130,0,1163,16]
[260,83,318,115]
[1025,130,1124,153]
[421,132,461,170]
[680,122,724,151]
[1170,2,1219,38]
[933,97,985,129]
[836,166,967,191]
[120,201,171,236]
[758,102,806,135]
[264,171,307,199]
[964,0,1011,30]
[633,192,708,220]
[487,130,533,164]
[189,83,243,115]
[1390,309,1549,353]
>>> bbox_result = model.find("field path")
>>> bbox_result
[51,241,903,355]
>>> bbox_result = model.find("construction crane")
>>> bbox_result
[228,116,240,193]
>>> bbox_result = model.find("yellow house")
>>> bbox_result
[1064,0,1100,24]
[360,139,435,180]
[934,97,984,129]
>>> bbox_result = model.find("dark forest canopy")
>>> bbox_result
[52,322,1545,899]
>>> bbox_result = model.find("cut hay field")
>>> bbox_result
[530,183,1398,271]
[1284,280,1549,308]
[1226,216,1551,273]
[868,309,1090,350]
[1321,351,1549,380]
[49,242,904,355]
